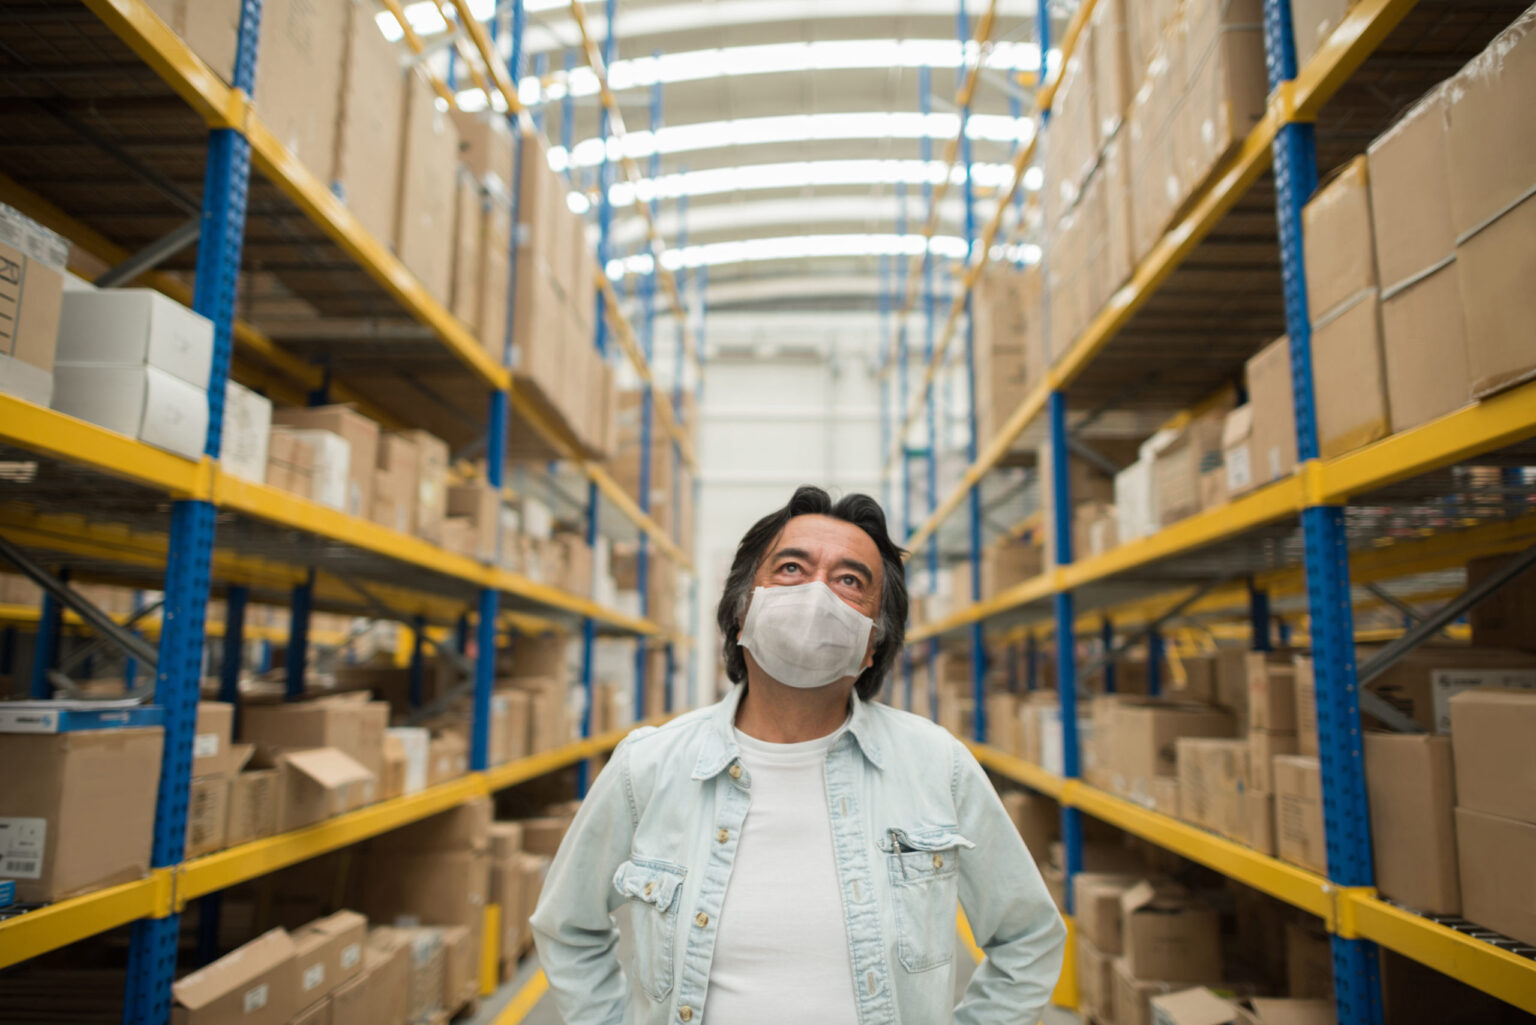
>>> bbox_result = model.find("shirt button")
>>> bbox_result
[716,828,729,844]
[728,764,742,779]
[695,911,709,927]
[679,1008,693,1022]
[932,854,944,869]
[644,882,655,896]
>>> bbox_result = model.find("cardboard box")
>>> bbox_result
[143,0,241,84]
[1244,337,1296,488]
[51,363,208,460]
[255,0,344,179]
[446,484,499,562]
[1361,641,1536,732]
[377,796,491,854]
[275,748,377,831]
[170,928,299,1025]
[272,405,379,518]
[1115,955,1214,1025]
[228,768,279,847]
[381,734,407,800]
[394,68,459,306]
[193,702,237,777]
[440,923,475,1013]
[1074,873,1141,955]
[329,973,367,1025]
[222,380,272,483]
[362,930,411,1025]
[1444,8,1536,243]
[332,0,405,245]
[428,731,468,784]
[391,928,446,1024]
[1273,755,1326,874]
[1465,555,1536,653]
[1448,687,1536,823]
[1247,730,1297,793]
[1291,656,1317,756]
[476,197,513,354]
[1110,700,1236,800]
[0,204,66,405]
[1379,264,1469,433]
[0,727,162,903]
[1077,932,1116,1023]
[186,774,231,859]
[1303,156,1376,320]
[264,426,314,496]
[1289,0,1352,69]
[498,688,532,763]
[409,430,450,543]
[386,726,430,796]
[1363,732,1460,914]
[56,288,213,388]
[1120,881,1222,983]
[1176,737,1249,836]
[293,910,367,1006]
[242,697,388,782]
[1239,789,1275,856]
[1309,289,1389,458]
[1285,920,1333,999]
[1150,986,1237,1025]
[1237,998,1334,1025]
[450,169,483,330]
[1454,806,1536,946]
[1246,653,1297,732]
[375,432,422,536]
[360,849,489,929]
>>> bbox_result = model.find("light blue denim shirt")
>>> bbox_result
[531,685,1067,1025]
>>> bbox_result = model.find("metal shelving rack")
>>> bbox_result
[0,0,701,1014]
[882,0,1536,1018]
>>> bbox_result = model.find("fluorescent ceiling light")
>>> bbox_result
[606,233,971,278]
[603,159,1020,207]
[547,112,1034,170]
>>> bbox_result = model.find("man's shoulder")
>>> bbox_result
[615,702,719,768]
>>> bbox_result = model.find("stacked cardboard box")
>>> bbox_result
[1115,881,1225,1025]
[394,67,461,307]
[332,0,406,246]
[239,694,388,831]
[1098,699,1235,811]
[1222,337,1296,498]
[972,264,1046,443]
[1151,393,1237,526]
[1449,688,1536,945]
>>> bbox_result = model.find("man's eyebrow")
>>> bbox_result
[769,547,814,564]
[834,558,874,584]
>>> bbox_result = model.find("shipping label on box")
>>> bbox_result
[1430,667,1536,734]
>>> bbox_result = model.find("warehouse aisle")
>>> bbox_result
[470,923,1080,1024]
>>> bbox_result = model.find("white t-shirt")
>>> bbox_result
[703,725,860,1025]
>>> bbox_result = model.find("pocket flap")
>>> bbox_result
[887,826,976,853]
[613,858,685,911]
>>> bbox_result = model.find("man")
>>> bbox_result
[532,486,1066,1024]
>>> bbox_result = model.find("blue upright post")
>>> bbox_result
[578,0,619,794]
[1248,577,1272,651]
[454,612,470,655]
[957,1,988,744]
[1146,628,1162,698]
[29,569,64,699]
[1263,3,1380,1019]
[219,585,247,706]
[561,49,577,156]
[409,614,427,709]
[1101,617,1115,693]
[530,52,548,135]
[286,571,313,701]
[123,3,261,1019]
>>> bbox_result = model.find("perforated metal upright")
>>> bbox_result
[1262,2,1381,1020]
[957,1,988,744]
[121,3,261,1020]
[1037,8,1087,905]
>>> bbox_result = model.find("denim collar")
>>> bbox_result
[692,683,886,780]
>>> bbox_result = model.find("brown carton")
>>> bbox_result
[450,169,483,330]
[171,928,299,1025]
[362,929,411,1025]
[377,797,491,854]
[360,849,489,929]
[241,697,388,782]
[275,748,377,832]
[1073,873,1141,955]
[1448,688,1536,823]
[1149,986,1238,1025]
[1175,737,1249,836]
[1361,641,1536,732]
[452,110,515,197]
[1273,755,1326,874]
[329,973,367,1025]
[1120,881,1222,982]
[191,701,237,777]
[1247,730,1297,793]
[293,910,367,1007]
[1237,997,1334,1025]
[1246,653,1297,732]
[1114,955,1214,1025]
[1110,700,1236,800]
[1292,656,1317,756]
[1076,932,1115,1023]
[389,928,446,1024]
[1284,920,1333,999]
[0,202,67,405]
[440,923,475,1013]
[271,406,380,519]
[1454,806,1536,946]
[1289,0,1352,68]
[1244,337,1296,488]
[375,432,422,536]
[255,0,344,180]
[186,774,231,859]
[1303,155,1376,319]
[1363,732,1460,914]
[394,68,460,306]
[427,731,469,784]
[331,0,405,244]
[1310,289,1390,458]
[0,727,162,903]
[227,768,279,846]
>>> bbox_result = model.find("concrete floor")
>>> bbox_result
[468,925,1078,1025]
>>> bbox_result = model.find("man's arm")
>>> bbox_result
[530,732,647,1025]
[951,739,1068,1025]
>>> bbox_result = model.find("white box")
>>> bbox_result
[281,428,350,511]
[385,727,429,795]
[0,355,51,407]
[50,364,207,459]
[222,380,273,483]
[55,289,214,389]
[1114,458,1155,542]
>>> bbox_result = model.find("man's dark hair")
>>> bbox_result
[716,486,908,701]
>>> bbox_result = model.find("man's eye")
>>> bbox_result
[781,562,800,574]
[839,574,861,587]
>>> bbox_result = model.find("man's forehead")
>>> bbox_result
[772,514,881,563]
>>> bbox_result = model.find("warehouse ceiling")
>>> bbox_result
[388,0,1046,315]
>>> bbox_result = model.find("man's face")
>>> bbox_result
[741,514,884,680]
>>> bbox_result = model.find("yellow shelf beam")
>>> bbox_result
[902,0,1425,556]
[1,721,669,967]
[974,743,1536,1010]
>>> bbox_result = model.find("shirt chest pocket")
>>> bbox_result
[881,826,975,973]
[613,857,686,1002]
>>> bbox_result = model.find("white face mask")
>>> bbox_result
[737,581,876,689]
